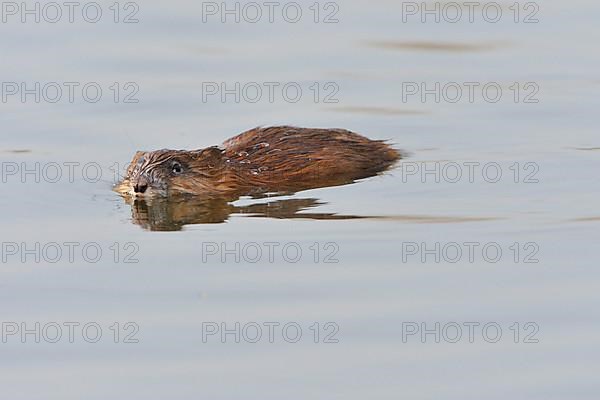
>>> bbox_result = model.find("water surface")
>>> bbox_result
[1,1,599,399]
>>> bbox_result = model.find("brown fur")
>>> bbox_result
[116,126,401,199]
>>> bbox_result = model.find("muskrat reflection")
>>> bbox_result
[127,196,365,231]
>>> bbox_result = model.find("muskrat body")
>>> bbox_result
[117,126,401,199]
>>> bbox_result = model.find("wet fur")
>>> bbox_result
[117,126,401,199]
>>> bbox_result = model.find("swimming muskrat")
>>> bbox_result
[116,126,401,199]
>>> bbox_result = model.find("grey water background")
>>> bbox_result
[1,0,599,398]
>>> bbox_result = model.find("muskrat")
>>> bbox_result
[116,126,401,199]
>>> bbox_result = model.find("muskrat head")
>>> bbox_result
[117,147,225,197]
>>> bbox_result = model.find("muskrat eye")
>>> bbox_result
[171,161,183,175]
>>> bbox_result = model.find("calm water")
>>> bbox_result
[1,1,599,398]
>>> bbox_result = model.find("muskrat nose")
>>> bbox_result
[133,177,149,193]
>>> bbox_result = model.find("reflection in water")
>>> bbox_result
[121,194,497,231]
[327,106,426,115]
[571,216,600,222]
[126,196,365,231]
[364,40,502,52]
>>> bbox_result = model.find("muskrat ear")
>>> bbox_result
[131,151,146,163]
[126,151,147,177]
[195,146,224,168]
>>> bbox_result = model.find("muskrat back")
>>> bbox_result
[117,126,402,198]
